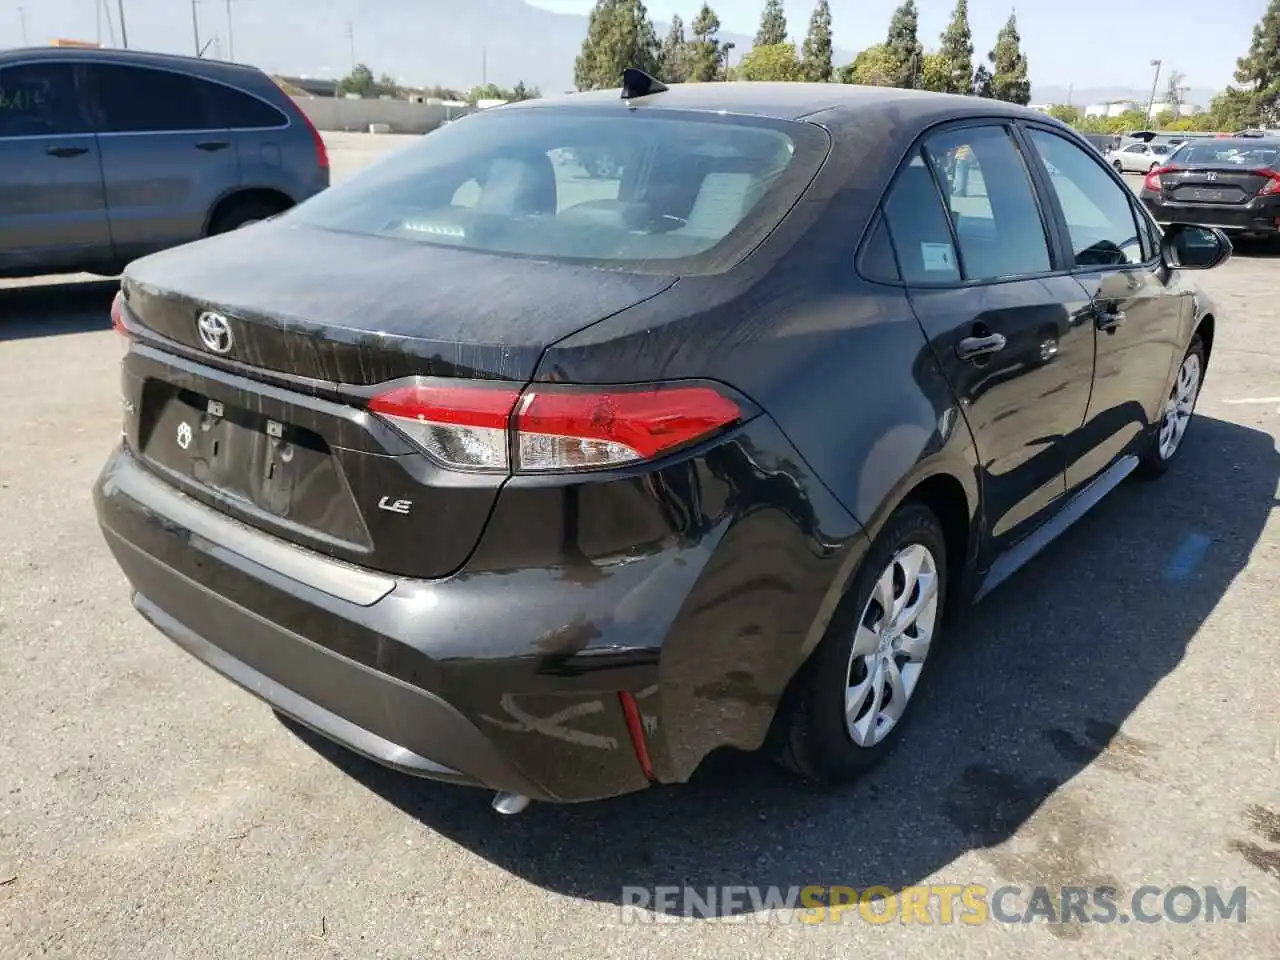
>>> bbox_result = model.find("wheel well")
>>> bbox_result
[905,474,971,622]
[1195,313,1215,364]
[207,188,294,231]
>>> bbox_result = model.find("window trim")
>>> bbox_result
[0,60,96,140]
[862,117,1069,289]
[1019,120,1163,274]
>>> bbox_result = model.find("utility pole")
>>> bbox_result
[1145,58,1162,123]
[344,21,355,68]
[16,5,27,44]
[117,0,129,47]
[1066,82,1074,107]
[225,0,234,60]
[191,0,202,56]
[481,45,487,86]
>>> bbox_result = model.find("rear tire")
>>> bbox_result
[772,502,948,783]
[208,196,292,236]
[1137,334,1206,478]
[1113,159,1124,172]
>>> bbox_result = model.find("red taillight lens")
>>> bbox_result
[1254,169,1280,196]
[367,381,743,474]
[295,109,329,170]
[368,383,521,471]
[111,290,129,336]
[1144,166,1173,192]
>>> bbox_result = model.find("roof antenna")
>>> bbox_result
[620,68,668,100]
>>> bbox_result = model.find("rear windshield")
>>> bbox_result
[1170,139,1280,167]
[287,105,828,274]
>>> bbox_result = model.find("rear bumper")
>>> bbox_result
[94,445,657,803]
[1141,193,1280,234]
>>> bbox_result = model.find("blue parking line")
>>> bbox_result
[1163,533,1212,582]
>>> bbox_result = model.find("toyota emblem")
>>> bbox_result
[196,311,233,354]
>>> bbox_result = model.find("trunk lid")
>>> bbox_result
[1157,163,1276,205]
[117,222,676,579]
[122,220,677,384]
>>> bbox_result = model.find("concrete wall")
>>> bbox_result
[291,97,471,136]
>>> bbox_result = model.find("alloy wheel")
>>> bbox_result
[1158,351,1201,460]
[845,543,939,747]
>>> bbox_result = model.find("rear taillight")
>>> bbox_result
[1144,166,1174,192]
[297,109,329,171]
[110,290,133,339]
[368,381,743,474]
[1253,169,1280,196]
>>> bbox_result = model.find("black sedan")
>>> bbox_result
[1140,136,1280,241]
[95,74,1229,812]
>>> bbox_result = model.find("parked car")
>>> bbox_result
[1140,137,1280,241]
[95,76,1228,812]
[0,47,330,279]
[1107,140,1174,173]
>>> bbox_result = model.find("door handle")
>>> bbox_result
[195,140,231,152]
[1095,306,1127,333]
[46,145,89,158]
[956,332,1008,361]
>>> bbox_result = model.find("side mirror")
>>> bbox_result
[1162,222,1232,271]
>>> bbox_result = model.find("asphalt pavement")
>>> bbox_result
[0,137,1277,959]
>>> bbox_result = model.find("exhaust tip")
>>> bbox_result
[492,792,531,816]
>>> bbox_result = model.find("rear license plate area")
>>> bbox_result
[139,382,329,518]
[1172,186,1242,204]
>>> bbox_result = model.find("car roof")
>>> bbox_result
[0,45,262,77]
[505,81,1054,127]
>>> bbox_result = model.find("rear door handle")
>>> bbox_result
[1096,307,1127,332]
[956,333,1008,361]
[195,140,231,152]
[46,145,89,158]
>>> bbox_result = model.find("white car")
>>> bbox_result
[1108,141,1174,173]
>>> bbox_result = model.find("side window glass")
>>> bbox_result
[1027,128,1145,267]
[882,153,960,284]
[1136,203,1163,261]
[0,63,89,137]
[91,64,215,133]
[921,125,1052,281]
[201,80,287,129]
[859,211,900,283]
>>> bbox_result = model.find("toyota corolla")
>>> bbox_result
[94,74,1228,812]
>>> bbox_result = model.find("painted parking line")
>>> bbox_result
[1221,397,1280,413]
[1163,532,1213,582]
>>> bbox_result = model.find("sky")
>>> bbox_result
[530,0,1269,91]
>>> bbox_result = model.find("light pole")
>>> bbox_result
[117,0,129,47]
[1145,59,1163,124]
[191,0,202,56]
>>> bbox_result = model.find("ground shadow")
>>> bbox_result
[282,414,1278,921]
[1225,236,1280,260]
[0,278,118,341]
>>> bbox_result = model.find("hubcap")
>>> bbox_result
[1158,352,1201,460]
[845,543,939,748]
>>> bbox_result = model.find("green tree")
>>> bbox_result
[735,42,802,81]
[987,12,1031,105]
[884,0,924,88]
[755,0,788,47]
[919,51,949,92]
[659,15,690,81]
[1047,104,1081,125]
[1208,85,1265,130]
[687,4,728,82]
[574,0,661,92]
[937,0,974,95]
[1232,0,1280,124]
[972,63,993,97]
[839,44,897,86]
[336,63,378,97]
[800,0,834,82]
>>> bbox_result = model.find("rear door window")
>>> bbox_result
[201,80,287,129]
[286,107,829,275]
[88,63,217,133]
[921,124,1052,281]
[0,61,90,137]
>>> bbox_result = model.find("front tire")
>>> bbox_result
[1137,334,1206,478]
[1113,159,1124,172]
[772,502,948,783]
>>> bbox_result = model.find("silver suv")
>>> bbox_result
[0,47,330,278]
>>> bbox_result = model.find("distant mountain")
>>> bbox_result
[1031,85,1218,108]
